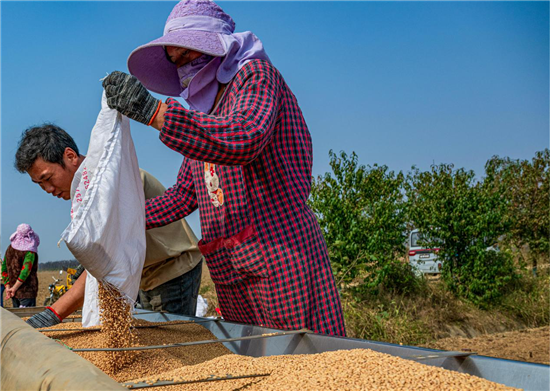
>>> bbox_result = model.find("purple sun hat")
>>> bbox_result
[128,0,235,97]
[10,224,40,253]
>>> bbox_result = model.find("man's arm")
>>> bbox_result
[50,270,86,318]
[26,270,86,328]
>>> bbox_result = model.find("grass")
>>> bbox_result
[500,268,550,327]
[341,267,550,346]
[342,294,431,345]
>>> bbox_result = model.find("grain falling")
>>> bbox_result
[97,282,137,374]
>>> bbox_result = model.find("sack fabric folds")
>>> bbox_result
[61,92,146,327]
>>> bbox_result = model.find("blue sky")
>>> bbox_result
[1,1,548,262]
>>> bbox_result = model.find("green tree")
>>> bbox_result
[309,151,416,295]
[485,149,549,274]
[406,164,516,307]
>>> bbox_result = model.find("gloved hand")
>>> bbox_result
[26,307,62,328]
[102,71,161,125]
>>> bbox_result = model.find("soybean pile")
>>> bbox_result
[126,349,518,391]
[42,319,233,381]
[40,322,517,390]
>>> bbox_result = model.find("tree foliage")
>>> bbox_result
[405,164,517,307]
[309,150,417,295]
[485,149,549,271]
[311,149,543,308]
[38,259,79,271]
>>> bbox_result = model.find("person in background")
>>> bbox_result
[1,256,5,307]
[102,0,346,336]
[14,124,204,327]
[2,224,40,308]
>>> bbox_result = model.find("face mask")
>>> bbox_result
[179,56,223,114]
[177,55,214,89]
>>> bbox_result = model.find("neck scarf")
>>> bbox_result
[172,16,270,113]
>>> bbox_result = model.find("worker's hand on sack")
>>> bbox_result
[102,71,161,126]
[26,308,62,328]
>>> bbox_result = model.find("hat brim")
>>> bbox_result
[127,30,226,97]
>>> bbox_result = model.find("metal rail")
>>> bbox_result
[41,318,220,333]
[70,329,310,352]
[120,373,270,389]
[404,351,475,361]
[61,310,169,321]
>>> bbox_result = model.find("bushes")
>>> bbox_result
[377,260,425,295]
[405,163,517,307]
[452,250,518,308]
[485,150,549,274]
[342,293,431,345]
[500,269,550,327]
[309,150,416,295]
[310,149,547,310]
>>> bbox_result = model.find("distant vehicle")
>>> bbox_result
[43,268,77,306]
[408,229,442,275]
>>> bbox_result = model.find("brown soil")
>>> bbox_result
[423,326,550,365]
[198,263,219,317]
[6,265,217,311]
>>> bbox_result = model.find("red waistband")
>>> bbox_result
[198,225,256,256]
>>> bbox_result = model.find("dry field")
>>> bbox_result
[3,270,69,308]
[423,326,550,365]
[4,264,219,310]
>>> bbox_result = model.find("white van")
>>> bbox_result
[408,229,442,275]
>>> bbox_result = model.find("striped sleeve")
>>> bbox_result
[159,61,281,166]
[145,158,198,229]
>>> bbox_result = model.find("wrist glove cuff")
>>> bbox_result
[147,100,162,126]
[45,306,63,322]
[25,307,62,328]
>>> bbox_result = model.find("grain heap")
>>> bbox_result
[97,282,138,373]
[42,320,233,382]
[40,320,518,390]
[128,349,519,391]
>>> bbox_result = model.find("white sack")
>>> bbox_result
[82,274,100,326]
[195,295,208,317]
[61,92,146,327]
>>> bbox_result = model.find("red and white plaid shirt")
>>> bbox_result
[146,60,345,336]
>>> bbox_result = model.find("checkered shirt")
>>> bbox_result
[145,60,345,336]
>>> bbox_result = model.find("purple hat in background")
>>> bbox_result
[128,0,269,97]
[10,224,40,253]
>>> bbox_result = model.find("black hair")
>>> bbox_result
[15,123,80,173]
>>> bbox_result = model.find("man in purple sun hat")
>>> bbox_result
[103,0,346,337]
